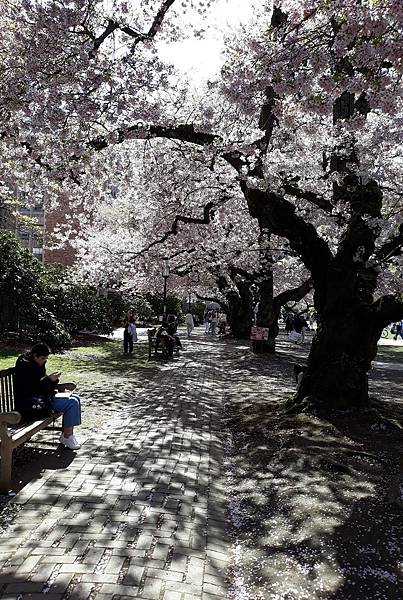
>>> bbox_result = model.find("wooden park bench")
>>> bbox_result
[0,367,62,493]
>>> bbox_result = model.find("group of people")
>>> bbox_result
[122,307,229,355]
[285,313,310,344]
[204,310,227,336]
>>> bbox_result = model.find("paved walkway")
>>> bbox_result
[0,332,231,599]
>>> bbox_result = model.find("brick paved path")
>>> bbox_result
[0,332,231,599]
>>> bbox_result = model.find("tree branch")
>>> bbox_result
[129,198,230,259]
[373,293,403,327]
[194,292,226,309]
[282,182,333,214]
[274,278,313,308]
[90,123,219,152]
[146,0,176,39]
[92,19,119,53]
[90,0,177,54]
[376,222,403,263]
[241,185,332,298]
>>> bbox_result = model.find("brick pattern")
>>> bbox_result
[0,340,230,599]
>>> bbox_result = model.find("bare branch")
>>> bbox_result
[128,195,232,259]
[92,19,119,53]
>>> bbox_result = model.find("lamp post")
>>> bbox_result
[188,289,191,312]
[162,259,170,319]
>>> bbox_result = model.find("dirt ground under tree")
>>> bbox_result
[222,334,402,599]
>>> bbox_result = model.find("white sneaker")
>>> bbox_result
[59,434,80,450]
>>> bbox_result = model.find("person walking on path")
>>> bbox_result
[185,312,195,338]
[210,310,218,336]
[14,342,82,450]
[218,312,227,335]
[204,310,212,334]
[299,314,309,343]
[128,316,138,347]
[393,320,403,341]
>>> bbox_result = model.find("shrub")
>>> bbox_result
[27,308,71,353]
[43,266,114,334]
[145,292,183,321]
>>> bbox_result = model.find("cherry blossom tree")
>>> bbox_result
[88,0,403,410]
[72,136,313,343]
[2,0,402,410]
[0,0,215,201]
[219,0,403,409]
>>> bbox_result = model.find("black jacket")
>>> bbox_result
[14,353,57,420]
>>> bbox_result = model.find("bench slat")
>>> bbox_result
[0,368,16,413]
[10,413,62,449]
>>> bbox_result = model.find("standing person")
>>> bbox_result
[14,342,82,450]
[293,314,303,343]
[218,312,227,335]
[293,314,302,334]
[393,320,403,341]
[204,310,212,334]
[285,314,295,333]
[309,312,316,330]
[300,315,309,343]
[210,311,218,336]
[185,312,194,338]
[123,318,132,354]
[128,316,138,352]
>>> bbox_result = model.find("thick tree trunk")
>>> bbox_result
[226,283,254,339]
[255,277,314,354]
[296,311,381,409]
[255,276,278,353]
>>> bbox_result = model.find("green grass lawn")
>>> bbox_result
[0,338,150,384]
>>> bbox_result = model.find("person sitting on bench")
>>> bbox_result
[14,342,82,450]
[155,323,175,357]
[166,321,182,351]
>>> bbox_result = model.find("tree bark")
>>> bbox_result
[295,182,386,409]
[226,283,254,339]
[214,272,254,339]
[255,275,277,353]
[296,311,381,409]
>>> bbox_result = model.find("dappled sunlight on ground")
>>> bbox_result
[219,333,402,600]
[0,328,401,599]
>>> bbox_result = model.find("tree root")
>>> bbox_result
[284,396,317,415]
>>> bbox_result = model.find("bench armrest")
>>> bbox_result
[0,411,21,426]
